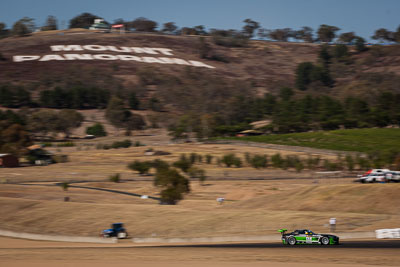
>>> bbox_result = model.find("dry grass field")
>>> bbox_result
[0,130,399,239]
[1,130,400,267]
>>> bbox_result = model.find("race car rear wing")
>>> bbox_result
[278,229,287,235]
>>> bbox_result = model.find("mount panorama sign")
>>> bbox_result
[12,45,215,69]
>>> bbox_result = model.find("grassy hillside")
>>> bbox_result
[1,30,399,102]
[0,31,317,92]
[2,31,400,141]
[222,128,400,152]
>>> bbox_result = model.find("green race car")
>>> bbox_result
[279,229,339,245]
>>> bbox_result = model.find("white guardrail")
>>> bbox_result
[0,229,117,243]
[376,228,400,239]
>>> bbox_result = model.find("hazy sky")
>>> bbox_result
[1,0,399,40]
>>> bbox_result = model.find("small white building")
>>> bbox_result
[89,19,110,31]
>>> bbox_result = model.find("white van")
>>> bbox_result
[385,171,400,183]
[358,169,390,183]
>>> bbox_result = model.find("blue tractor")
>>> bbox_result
[101,223,128,239]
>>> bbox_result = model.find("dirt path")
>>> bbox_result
[19,182,161,201]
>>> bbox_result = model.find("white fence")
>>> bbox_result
[376,228,400,239]
[0,229,117,243]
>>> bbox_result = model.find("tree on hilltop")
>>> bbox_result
[267,28,293,42]
[294,26,314,42]
[242,18,260,38]
[395,25,400,43]
[12,17,35,36]
[317,24,340,42]
[129,17,157,32]
[372,28,394,43]
[41,15,58,31]
[69,13,100,29]
[162,22,178,34]
[0,22,7,37]
[338,32,356,44]
[354,36,367,52]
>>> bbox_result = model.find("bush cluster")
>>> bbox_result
[96,139,133,150]
[86,123,107,137]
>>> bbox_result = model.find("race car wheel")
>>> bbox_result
[287,237,297,246]
[321,236,330,245]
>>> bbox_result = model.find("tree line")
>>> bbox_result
[0,94,147,156]
[168,88,400,138]
[2,13,400,45]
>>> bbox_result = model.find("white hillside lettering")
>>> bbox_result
[13,55,40,62]
[13,44,215,68]
[50,45,84,51]
[50,45,174,55]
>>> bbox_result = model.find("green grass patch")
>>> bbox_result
[219,128,400,152]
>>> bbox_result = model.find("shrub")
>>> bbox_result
[173,154,193,173]
[86,123,107,137]
[57,142,74,147]
[111,139,132,149]
[356,155,371,170]
[271,153,284,168]
[345,154,354,171]
[109,173,120,183]
[295,162,304,173]
[188,167,206,180]
[60,182,69,191]
[205,154,213,164]
[42,142,53,147]
[128,161,151,175]
[190,153,198,164]
[233,157,242,168]
[249,154,268,169]
[221,153,242,168]
[211,30,249,47]
[245,152,251,164]
[284,155,301,169]
[323,159,340,171]
[135,141,144,147]
[307,155,321,170]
